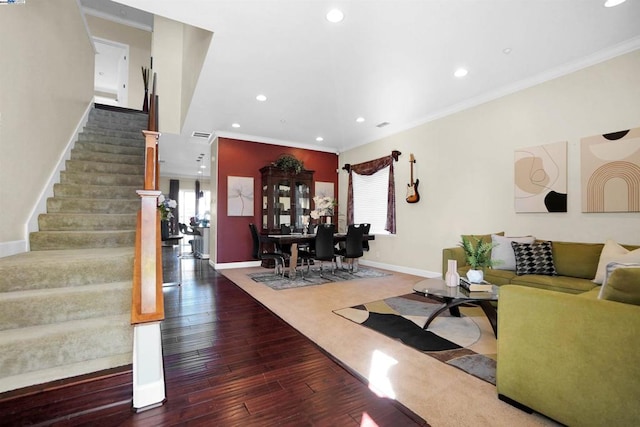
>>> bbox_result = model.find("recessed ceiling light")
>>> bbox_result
[198,170,202,174]
[503,47,512,55]
[256,94,267,102]
[231,123,240,128]
[356,117,365,123]
[200,164,206,169]
[454,68,469,78]
[604,0,626,7]
[316,137,324,142]
[326,9,344,23]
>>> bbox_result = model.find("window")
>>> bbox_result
[179,190,210,224]
[346,153,397,234]
[352,166,390,234]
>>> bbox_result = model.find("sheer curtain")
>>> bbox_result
[347,154,397,234]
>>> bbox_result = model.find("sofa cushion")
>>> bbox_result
[552,241,603,279]
[510,274,596,294]
[491,234,535,271]
[598,263,640,305]
[512,241,557,276]
[593,239,640,284]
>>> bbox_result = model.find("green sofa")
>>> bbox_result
[442,240,639,294]
[497,285,640,426]
[442,239,640,425]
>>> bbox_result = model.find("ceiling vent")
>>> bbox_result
[376,121,390,128]
[191,131,213,139]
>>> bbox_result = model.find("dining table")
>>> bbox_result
[261,232,375,279]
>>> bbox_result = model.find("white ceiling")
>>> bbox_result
[94,0,640,178]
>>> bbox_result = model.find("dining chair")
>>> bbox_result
[249,223,286,277]
[336,223,365,272]
[361,223,371,251]
[313,223,337,276]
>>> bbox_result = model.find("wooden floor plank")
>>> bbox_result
[0,248,427,426]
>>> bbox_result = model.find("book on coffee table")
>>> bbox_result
[459,277,493,292]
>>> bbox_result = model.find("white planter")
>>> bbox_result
[466,269,484,283]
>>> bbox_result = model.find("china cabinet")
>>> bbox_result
[260,165,314,234]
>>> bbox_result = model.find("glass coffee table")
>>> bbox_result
[413,277,499,337]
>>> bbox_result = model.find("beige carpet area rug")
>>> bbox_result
[221,266,559,427]
[334,293,497,385]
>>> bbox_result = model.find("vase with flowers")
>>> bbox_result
[158,195,177,240]
[310,196,337,224]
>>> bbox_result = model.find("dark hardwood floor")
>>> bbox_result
[0,247,427,426]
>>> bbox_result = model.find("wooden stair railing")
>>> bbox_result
[132,72,164,324]
[130,72,167,411]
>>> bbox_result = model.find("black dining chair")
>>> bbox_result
[336,224,365,272]
[361,223,371,252]
[249,223,286,277]
[179,223,201,253]
[313,223,337,276]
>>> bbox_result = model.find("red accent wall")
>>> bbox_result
[217,138,338,263]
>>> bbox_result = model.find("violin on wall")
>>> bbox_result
[406,153,420,203]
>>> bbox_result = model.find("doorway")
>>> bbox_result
[93,37,129,107]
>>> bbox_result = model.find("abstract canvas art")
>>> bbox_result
[227,176,254,216]
[514,141,567,213]
[581,127,640,213]
[315,181,334,199]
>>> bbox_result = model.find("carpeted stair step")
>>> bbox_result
[76,132,145,147]
[74,140,144,157]
[0,282,131,331]
[29,230,135,251]
[81,126,145,141]
[60,171,144,187]
[38,213,137,231]
[0,314,133,383]
[53,183,139,199]
[70,150,144,165]
[89,108,148,123]
[65,159,145,176]
[0,248,134,293]
[46,197,139,213]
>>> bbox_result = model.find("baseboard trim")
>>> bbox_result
[0,240,27,259]
[358,259,440,278]
[214,261,261,270]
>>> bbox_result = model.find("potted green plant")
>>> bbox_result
[459,236,498,283]
[273,154,304,173]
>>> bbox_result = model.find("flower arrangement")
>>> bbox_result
[310,196,337,219]
[158,194,177,221]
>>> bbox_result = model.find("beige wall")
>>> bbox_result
[181,26,213,128]
[340,50,640,276]
[0,0,94,247]
[152,16,213,135]
[85,15,152,111]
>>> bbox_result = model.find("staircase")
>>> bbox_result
[0,106,148,394]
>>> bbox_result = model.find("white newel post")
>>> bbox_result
[133,322,165,410]
[133,189,166,411]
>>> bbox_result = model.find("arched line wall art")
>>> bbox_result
[514,141,567,213]
[581,127,640,213]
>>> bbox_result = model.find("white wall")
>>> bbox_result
[339,50,640,276]
[85,14,152,111]
[0,0,94,252]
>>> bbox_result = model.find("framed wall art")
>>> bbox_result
[514,141,567,213]
[581,127,640,213]
[227,176,254,216]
